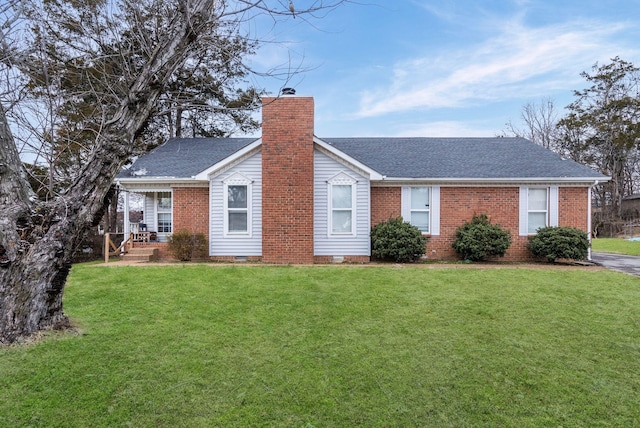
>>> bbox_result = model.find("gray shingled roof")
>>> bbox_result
[118,136,606,181]
[325,137,606,180]
[117,138,256,178]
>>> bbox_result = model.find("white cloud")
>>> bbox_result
[395,120,500,138]
[356,18,634,118]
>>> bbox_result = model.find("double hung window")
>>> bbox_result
[519,186,558,235]
[328,173,356,235]
[527,188,548,234]
[227,185,248,233]
[224,173,252,236]
[156,191,172,233]
[402,186,437,234]
[409,187,431,233]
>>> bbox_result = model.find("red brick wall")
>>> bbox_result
[559,187,589,230]
[172,187,210,236]
[432,187,522,260]
[371,187,402,224]
[261,96,315,264]
[371,185,591,261]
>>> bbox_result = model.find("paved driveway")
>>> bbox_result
[591,252,640,276]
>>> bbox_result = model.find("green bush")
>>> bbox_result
[527,226,589,262]
[371,217,428,263]
[167,229,208,261]
[452,214,512,261]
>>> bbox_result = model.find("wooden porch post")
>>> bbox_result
[104,232,110,264]
[123,190,130,236]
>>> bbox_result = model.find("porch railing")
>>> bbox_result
[129,222,156,243]
[104,232,132,263]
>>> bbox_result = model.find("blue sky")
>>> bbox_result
[247,0,640,138]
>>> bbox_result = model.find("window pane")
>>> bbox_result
[332,211,352,233]
[157,213,172,233]
[411,187,430,210]
[528,212,547,234]
[411,212,430,233]
[332,185,352,209]
[528,188,547,211]
[228,212,248,232]
[228,185,247,209]
[158,192,172,210]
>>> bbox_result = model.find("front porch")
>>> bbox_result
[103,226,170,263]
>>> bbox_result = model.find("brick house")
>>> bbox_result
[116,92,608,263]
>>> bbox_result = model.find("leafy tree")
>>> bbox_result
[18,0,262,195]
[556,57,640,218]
[0,0,350,344]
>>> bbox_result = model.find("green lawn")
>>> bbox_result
[1,264,639,427]
[592,237,640,256]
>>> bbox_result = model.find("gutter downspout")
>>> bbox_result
[588,180,599,261]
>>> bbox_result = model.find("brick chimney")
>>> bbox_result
[261,90,315,264]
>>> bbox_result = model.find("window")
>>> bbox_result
[328,173,357,235]
[402,186,440,235]
[519,186,558,236]
[228,185,248,233]
[223,173,252,236]
[410,187,430,233]
[527,188,548,234]
[331,184,353,234]
[156,191,172,233]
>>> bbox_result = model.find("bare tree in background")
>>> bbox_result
[0,0,350,344]
[505,97,559,150]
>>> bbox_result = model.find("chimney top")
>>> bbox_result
[281,87,296,96]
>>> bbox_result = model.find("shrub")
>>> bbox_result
[167,229,208,261]
[452,214,512,261]
[371,217,428,263]
[527,226,589,262]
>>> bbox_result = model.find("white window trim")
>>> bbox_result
[328,173,357,237]
[156,191,173,235]
[519,186,559,236]
[401,186,440,236]
[223,173,253,237]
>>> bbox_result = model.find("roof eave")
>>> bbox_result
[193,138,262,180]
[117,177,208,188]
[314,136,384,180]
[372,176,610,185]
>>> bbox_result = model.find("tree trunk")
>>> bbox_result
[0,0,216,344]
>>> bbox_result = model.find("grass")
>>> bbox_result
[592,237,640,256]
[1,264,640,427]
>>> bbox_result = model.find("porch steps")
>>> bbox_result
[122,247,159,263]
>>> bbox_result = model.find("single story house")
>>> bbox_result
[116,91,609,263]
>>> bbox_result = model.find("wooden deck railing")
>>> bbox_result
[103,232,133,263]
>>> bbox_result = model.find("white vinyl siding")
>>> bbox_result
[209,151,262,256]
[140,191,172,242]
[519,186,559,235]
[143,194,156,232]
[401,186,440,235]
[314,150,370,256]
